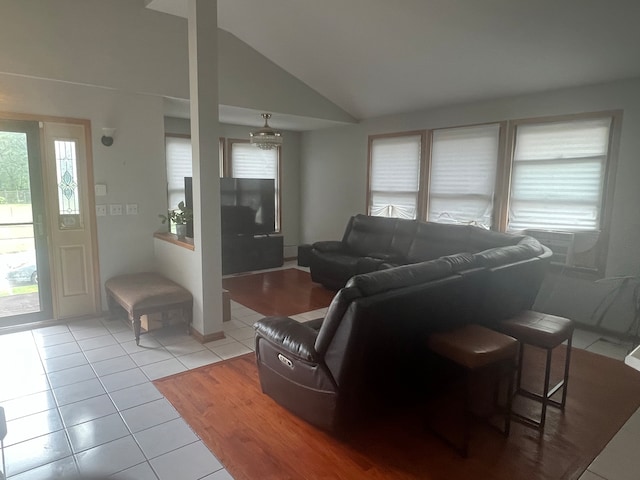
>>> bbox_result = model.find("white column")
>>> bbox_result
[187,0,222,337]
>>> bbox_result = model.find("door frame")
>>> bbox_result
[0,118,52,324]
[0,111,101,323]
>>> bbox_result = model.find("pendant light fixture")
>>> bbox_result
[250,113,283,150]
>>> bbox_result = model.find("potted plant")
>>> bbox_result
[159,201,193,240]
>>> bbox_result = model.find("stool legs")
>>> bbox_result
[513,338,572,431]
[540,348,553,429]
[560,336,572,409]
[428,360,514,458]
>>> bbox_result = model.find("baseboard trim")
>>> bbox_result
[191,329,225,344]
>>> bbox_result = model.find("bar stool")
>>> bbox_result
[427,324,518,457]
[498,310,574,431]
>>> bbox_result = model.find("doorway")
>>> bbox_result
[0,119,53,325]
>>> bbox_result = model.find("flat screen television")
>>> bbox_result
[184,177,276,237]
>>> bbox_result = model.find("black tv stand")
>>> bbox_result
[222,234,283,275]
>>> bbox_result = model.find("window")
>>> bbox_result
[165,135,192,210]
[366,112,619,272]
[368,133,423,219]
[228,140,281,231]
[429,124,500,227]
[508,117,612,232]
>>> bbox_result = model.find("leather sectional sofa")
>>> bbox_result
[254,215,551,432]
[309,214,546,290]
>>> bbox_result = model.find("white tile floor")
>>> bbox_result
[0,264,638,479]
[0,299,267,480]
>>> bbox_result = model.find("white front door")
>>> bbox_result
[42,122,100,318]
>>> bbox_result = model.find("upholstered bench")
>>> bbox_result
[105,272,193,345]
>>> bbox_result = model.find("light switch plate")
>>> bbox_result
[96,205,107,217]
[95,184,107,196]
[109,204,123,216]
[126,204,138,215]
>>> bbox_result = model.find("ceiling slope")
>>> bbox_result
[0,0,355,130]
[150,0,640,119]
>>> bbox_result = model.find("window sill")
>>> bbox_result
[154,232,195,251]
[548,263,602,280]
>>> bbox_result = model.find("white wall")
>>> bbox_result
[164,117,301,258]
[301,78,640,334]
[0,73,168,308]
[0,0,353,124]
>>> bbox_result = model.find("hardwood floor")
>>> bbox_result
[222,268,335,316]
[155,347,640,480]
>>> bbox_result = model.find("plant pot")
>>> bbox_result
[176,223,187,240]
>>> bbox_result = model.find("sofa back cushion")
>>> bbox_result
[389,219,418,260]
[344,215,397,257]
[441,252,480,272]
[346,258,453,296]
[314,286,363,355]
[406,222,473,262]
[468,228,524,252]
[474,242,544,267]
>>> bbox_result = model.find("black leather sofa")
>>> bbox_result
[309,214,541,290]
[254,216,551,432]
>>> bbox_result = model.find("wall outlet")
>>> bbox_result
[96,205,107,217]
[109,204,123,216]
[126,203,138,215]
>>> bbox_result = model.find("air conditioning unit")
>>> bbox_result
[524,230,575,266]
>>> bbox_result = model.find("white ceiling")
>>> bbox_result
[148,0,640,121]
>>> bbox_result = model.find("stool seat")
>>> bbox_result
[499,311,573,349]
[429,324,518,370]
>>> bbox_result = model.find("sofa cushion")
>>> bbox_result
[312,240,347,253]
[441,252,479,272]
[346,259,453,296]
[474,243,543,267]
[356,256,388,274]
[468,228,524,252]
[344,215,397,257]
[406,222,473,263]
[315,286,363,355]
[255,317,321,362]
[389,219,418,260]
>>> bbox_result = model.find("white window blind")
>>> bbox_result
[369,135,421,219]
[231,143,278,180]
[428,124,500,227]
[509,117,611,231]
[230,142,279,230]
[165,136,192,210]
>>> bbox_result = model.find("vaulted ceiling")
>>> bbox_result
[147,0,640,120]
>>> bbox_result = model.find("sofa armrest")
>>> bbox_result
[254,316,321,362]
[312,240,347,253]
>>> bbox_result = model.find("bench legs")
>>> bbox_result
[131,315,142,346]
[184,306,192,336]
[106,293,118,319]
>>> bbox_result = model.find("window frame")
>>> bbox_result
[164,132,192,213]
[504,111,622,273]
[366,130,428,219]
[426,121,507,229]
[226,138,282,233]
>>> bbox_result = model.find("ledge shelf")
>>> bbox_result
[154,231,195,251]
